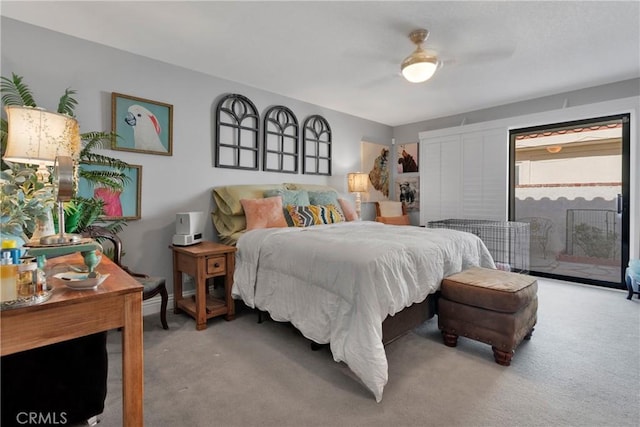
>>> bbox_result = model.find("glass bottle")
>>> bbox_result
[17,261,37,297]
[36,255,47,294]
[1,251,18,302]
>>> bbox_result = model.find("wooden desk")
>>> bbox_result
[170,242,236,330]
[0,253,144,427]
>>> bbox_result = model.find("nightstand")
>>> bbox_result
[170,241,237,330]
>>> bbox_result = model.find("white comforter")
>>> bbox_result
[233,221,495,402]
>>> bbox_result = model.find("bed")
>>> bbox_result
[212,184,495,402]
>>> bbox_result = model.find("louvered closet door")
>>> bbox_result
[462,129,508,220]
[419,135,461,224]
[420,128,507,225]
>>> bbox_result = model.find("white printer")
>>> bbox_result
[172,211,205,246]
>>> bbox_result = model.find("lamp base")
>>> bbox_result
[355,192,362,220]
[29,210,56,245]
[40,233,82,246]
[40,195,81,246]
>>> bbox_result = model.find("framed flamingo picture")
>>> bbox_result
[77,163,142,220]
[111,92,173,156]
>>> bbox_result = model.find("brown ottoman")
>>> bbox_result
[438,267,538,366]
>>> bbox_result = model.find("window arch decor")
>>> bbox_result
[302,115,332,175]
[215,93,260,170]
[263,105,299,173]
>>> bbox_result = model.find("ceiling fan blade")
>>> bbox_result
[439,46,516,68]
[359,72,404,90]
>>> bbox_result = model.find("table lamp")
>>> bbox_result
[347,172,369,220]
[3,106,81,245]
[4,106,80,182]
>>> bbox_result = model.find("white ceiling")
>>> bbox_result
[2,1,639,127]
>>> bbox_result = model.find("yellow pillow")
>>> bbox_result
[240,196,288,230]
[286,204,344,227]
[213,184,284,216]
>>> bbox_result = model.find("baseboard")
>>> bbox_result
[142,289,195,318]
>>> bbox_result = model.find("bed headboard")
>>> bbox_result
[211,183,343,245]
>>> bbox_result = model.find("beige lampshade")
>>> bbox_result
[348,172,369,193]
[4,106,80,165]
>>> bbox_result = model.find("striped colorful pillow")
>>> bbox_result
[286,204,344,227]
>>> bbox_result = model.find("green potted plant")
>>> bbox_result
[1,73,131,240]
[0,163,55,242]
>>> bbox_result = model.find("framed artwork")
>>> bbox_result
[302,115,332,176]
[395,177,420,212]
[111,92,173,156]
[361,141,390,202]
[263,105,299,173]
[77,163,142,220]
[396,142,419,174]
[215,93,260,170]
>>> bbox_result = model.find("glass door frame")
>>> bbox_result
[508,113,630,289]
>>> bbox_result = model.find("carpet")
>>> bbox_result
[97,278,640,426]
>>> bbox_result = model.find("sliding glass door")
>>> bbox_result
[509,114,630,288]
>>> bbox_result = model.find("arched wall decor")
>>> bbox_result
[302,115,332,176]
[215,93,260,170]
[262,105,299,173]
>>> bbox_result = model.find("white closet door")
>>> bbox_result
[481,130,508,220]
[461,132,484,218]
[419,136,461,224]
[461,129,508,220]
[440,138,462,219]
[420,142,441,224]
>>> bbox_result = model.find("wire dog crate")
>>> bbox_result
[427,219,530,273]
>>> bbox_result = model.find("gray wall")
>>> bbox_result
[1,18,392,290]
[393,78,640,144]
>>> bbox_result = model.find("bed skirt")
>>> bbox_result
[382,293,438,345]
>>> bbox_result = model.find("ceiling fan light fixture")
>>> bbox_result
[401,29,438,83]
[401,50,438,83]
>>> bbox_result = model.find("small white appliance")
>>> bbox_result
[172,211,205,246]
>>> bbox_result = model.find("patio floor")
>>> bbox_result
[530,256,621,284]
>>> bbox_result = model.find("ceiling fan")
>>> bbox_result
[399,28,515,83]
[400,29,439,83]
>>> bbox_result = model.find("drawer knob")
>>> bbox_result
[214,263,220,268]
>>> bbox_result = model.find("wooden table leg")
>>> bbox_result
[122,291,144,427]
[173,252,183,314]
[195,260,207,330]
[225,253,235,321]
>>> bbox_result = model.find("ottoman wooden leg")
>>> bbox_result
[442,331,458,347]
[524,327,535,340]
[492,347,514,366]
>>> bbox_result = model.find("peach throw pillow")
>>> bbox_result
[338,198,358,221]
[240,196,288,230]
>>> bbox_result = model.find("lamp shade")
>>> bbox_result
[4,106,80,165]
[348,172,369,193]
[401,48,438,83]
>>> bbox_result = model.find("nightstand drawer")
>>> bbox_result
[206,256,226,276]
